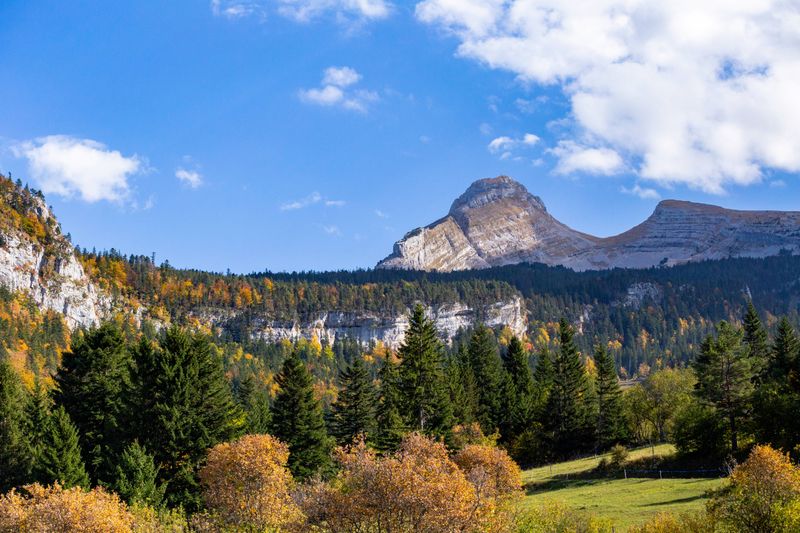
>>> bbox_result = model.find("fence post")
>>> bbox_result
[659,470,662,480]
[624,468,627,480]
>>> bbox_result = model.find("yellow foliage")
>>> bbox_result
[199,434,303,531]
[0,483,134,532]
[453,444,522,500]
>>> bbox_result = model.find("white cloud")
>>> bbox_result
[622,184,661,200]
[299,66,378,112]
[212,0,390,22]
[416,0,800,193]
[770,179,787,188]
[551,141,624,176]
[322,224,342,236]
[280,191,345,210]
[175,168,203,189]
[374,209,389,218]
[12,135,142,203]
[487,133,539,154]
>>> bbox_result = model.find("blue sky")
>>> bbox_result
[2,1,799,273]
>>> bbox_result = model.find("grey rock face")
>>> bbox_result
[378,176,800,272]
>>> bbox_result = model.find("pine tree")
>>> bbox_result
[694,321,754,453]
[237,373,272,434]
[397,304,453,438]
[503,336,536,437]
[329,357,378,445]
[467,325,506,434]
[743,302,770,381]
[129,328,242,509]
[0,359,30,491]
[111,441,164,507]
[36,406,89,489]
[374,357,406,453]
[270,351,332,479]
[594,345,626,450]
[545,319,591,458]
[771,317,800,384]
[54,322,132,484]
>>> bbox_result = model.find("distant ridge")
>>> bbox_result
[377,176,800,272]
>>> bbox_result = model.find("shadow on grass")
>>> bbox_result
[642,494,706,506]
[525,478,632,495]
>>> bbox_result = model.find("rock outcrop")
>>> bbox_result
[378,176,800,272]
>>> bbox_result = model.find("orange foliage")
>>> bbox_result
[453,444,522,501]
[199,434,302,530]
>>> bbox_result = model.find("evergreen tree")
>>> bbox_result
[237,373,272,434]
[397,304,453,438]
[693,321,754,453]
[129,328,242,509]
[545,319,590,458]
[24,382,51,481]
[374,357,406,453]
[447,344,479,427]
[0,359,30,491]
[533,346,554,408]
[111,441,164,507]
[270,351,332,479]
[743,302,770,381]
[771,317,800,383]
[329,357,378,445]
[503,336,536,436]
[54,322,132,484]
[467,325,506,433]
[36,406,89,489]
[594,345,626,450]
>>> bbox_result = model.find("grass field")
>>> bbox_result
[520,445,726,530]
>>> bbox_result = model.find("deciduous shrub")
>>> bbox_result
[512,501,612,533]
[453,443,522,500]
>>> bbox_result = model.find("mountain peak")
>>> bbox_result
[449,176,546,214]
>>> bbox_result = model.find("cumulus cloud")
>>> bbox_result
[550,141,624,176]
[416,0,800,193]
[12,135,142,203]
[621,184,661,200]
[280,191,345,210]
[211,0,390,22]
[175,168,203,189]
[487,133,540,158]
[299,66,378,112]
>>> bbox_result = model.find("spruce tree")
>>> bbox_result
[129,328,242,509]
[447,344,479,427]
[0,359,30,491]
[771,317,800,383]
[693,321,754,453]
[24,382,51,481]
[467,325,506,434]
[374,357,406,453]
[237,373,272,434]
[545,319,590,458]
[503,336,536,437]
[36,406,89,489]
[594,345,626,450]
[54,322,132,484]
[743,302,770,381]
[397,305,453,438]
[111,441,164,507]
[329,357,378,445]
[270,351,332,479]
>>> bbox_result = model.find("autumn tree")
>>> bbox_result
[199,434,302,531]
[694,321,754,453]
[329,356,378,445]
[270,350,332,479]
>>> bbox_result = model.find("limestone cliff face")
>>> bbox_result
[191,296,527,350]
[0,201,102,328]
[378,177,800,272]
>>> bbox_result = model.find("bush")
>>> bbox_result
[512,501,613,533]
[198,434,302,531]
[628,511,715,533]
[453,444,522,500]
[609,444,629,467]
[0,483,133,532]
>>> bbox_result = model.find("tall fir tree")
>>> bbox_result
[23,382,51,481]
[270,351,332,479]
[503,336,536,437]
[771,317,800,383]
[467,325,507,434]
[128,328,242,509]
[533,346,554,407]
[374,357,406,453]
[54,322,132,484]
[545,319,591,459]
[237,373,272,434]
[397,304,453,438]
[111,441,164,507]
[447,344,479,427]
[693,321,754,453]
[36,406,89,489]
[329,357,378,445]
[0,359,31,491]
[743,302,770,381]
[594,345,627,450]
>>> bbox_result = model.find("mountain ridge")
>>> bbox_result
[377,176,800,272]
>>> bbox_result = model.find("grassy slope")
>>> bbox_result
[521,445,726,530]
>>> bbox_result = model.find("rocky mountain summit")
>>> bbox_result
[378,176,800,272]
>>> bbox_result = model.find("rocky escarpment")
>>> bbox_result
[0,202,103,328]
[378,176,800,272]
[192,296,527,350]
